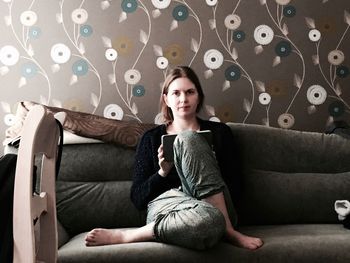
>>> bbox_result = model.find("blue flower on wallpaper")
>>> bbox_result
[172,5,189,21]
[21,62,38,78]
[275,41,292,57]
[336,65,349,78]
[29,27,41,39]
[233,30,246,42]
[329,101,345,117]
[283,5,296,18]
[72,59,89,76]
[225,65,241,81]
[121,0,138,13]
[133,85,145,97]
[80,25,93,37]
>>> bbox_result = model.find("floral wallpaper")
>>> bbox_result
[1,0,350,153]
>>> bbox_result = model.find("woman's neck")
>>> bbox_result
[167,117,200,134]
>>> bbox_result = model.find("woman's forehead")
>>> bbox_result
[168,77,196,90]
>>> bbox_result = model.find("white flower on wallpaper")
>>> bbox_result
[0,0,349,136]
[151,0,171,10]
[0,45,19,66]
[254,25,274,47]
[53,1,103,113]
[208,1,258,123]
[206,0,217,7]
[203,49,224,70]
[308,29,321,42]
[105,48,118,61]
[307,85,327,106]
[104,104,124,120]
[306,10,350,123]
[257,0,307,128]
[224,14,241,30]
[71,8,88,24]
[50,44,71,64]
[1,101,16,127]
[20,10,38,26]
[156,57,169,70]
[1,2,52,106]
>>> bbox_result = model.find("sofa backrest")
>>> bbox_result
[227,122,350,225]
[56,143,145,236]
[57,123,350,235]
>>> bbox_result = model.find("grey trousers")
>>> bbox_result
[146,131,229,250]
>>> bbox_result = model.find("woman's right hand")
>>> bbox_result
[157,144,174,177]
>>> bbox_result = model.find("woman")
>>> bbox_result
[85,66,263,250]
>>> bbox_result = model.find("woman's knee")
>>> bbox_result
[154,203,226,250]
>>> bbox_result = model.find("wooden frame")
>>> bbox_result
[12,105,62,263]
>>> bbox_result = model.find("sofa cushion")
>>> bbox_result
[57,143,135,182]
[58,225,350,263]
[236,169,350,225]
[56,181,145,235]
[56,143,146,236]
[227,122,350,173]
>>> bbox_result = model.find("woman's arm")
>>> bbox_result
[130,130,174,210]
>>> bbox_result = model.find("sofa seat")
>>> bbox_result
[58,224,350,263]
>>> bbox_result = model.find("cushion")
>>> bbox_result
[236,169,350,225]
[56,143,145,236]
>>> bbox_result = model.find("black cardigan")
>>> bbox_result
[130,119,238,210]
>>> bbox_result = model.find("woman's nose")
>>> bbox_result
[179,93,187,102]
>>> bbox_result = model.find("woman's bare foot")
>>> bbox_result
[85,223,156,247]
[225,228,263,250]
[85,228,126,246]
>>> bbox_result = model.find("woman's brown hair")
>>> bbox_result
[160,66,205,124]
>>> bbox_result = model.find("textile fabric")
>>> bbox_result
[146,131,226,250]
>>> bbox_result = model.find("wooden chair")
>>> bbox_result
[12,105,64,263]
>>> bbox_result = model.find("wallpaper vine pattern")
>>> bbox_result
[0,0,349,151]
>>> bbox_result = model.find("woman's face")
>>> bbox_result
[164,77,199,121]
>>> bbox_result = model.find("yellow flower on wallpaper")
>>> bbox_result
[63,99,86,112]
[216,105,235,123]
[113,36,134,56]
[316,16,340,36]
[266,80,288,97]
[164,44,185,65]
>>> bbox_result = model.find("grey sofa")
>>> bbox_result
[56,122,350,263]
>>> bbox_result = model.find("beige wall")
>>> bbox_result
[1,0,350,153]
